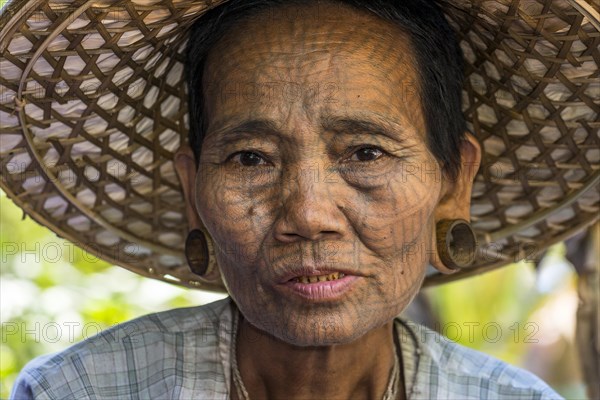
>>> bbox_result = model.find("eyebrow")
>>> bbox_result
[321,116,407,142]
[205,120,283,147]
[205,115,409,147]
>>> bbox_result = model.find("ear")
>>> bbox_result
[174,145,204,231]
[430,132,482,274]
[174,146,223,283]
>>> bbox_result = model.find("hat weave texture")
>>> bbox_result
[0,0,598,291]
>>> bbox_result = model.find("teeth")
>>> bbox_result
[293,272,345,283]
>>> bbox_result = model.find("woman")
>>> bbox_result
[2,0,597,398]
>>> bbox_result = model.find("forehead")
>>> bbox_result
[202,1,424,135]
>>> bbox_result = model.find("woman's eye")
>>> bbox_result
[349,147,384,162]
[229,151,268,166]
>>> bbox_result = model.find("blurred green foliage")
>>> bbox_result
[1,190,586,399]
[0,191,226,398]
[427,260,540,365]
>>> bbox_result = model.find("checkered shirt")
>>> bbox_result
[11,298,563,399]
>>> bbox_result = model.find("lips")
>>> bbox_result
[279,274,358,300]
[276,268,359,300]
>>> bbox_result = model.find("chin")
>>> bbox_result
[249,309,394,347]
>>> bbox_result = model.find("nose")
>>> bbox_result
[273,163,345,243]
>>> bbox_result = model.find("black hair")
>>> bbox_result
[186,0,466,179]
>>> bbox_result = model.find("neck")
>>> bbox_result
[233,314,405,400]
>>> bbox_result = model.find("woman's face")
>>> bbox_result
[195,3,446,346]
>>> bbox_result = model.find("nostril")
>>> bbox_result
[275,230,341,243]
[275,231,304,243]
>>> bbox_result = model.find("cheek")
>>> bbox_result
[195,167,276,262]
[352,171,441,257]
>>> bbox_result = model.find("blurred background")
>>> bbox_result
[0,189,595,399]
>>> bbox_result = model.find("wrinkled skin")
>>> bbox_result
[176,2,480,399]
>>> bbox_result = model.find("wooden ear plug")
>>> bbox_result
[185,229,210,276]
[436,219,477,270]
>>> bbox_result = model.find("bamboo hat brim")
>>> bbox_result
[0,0,598,292]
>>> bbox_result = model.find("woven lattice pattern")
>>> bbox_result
[432,0,600,284]
[0,0,598,290]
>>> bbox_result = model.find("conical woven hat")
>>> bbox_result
[0,0,598,292]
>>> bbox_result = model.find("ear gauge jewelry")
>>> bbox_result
[185,229,210,276]
[436,219,477,270]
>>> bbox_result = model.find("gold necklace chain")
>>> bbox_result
[230,310,401,400]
